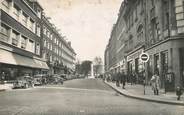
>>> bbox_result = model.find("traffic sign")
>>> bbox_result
[140,53,149,62]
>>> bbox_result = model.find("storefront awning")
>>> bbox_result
[0,49,17,65]
[0,49,49,70]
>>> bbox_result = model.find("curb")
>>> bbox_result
[0,89,6,92]
[104,81,184,106]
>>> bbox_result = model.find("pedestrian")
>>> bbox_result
[116,72,120,87]
[121,72,126,89]
[151,72,160,95]
[151,74,156,95]
[1,72,5,84]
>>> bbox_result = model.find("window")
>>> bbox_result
[140,0,144,13]
[50,34,53,40]
[44,39,46,47]
[0,23,10,42]
[43,26,46,35]
[2,0,10,12]
[37,9,41,18]
[36,24,41,37]
[128,35,133,50]
[22,12,28,26]
[12,30,19,46]
[27,39,34,53]
[47,42,50,49]
[21,36,27,49]
[50,55,52,62]
[47,31,50,38]
[35,43,40,55]
[137,25,143,46]
[151,0,155,7]
[29,18,35,32]
[50,44,52,50]
[135,6,138,21]
[13,4,20,20]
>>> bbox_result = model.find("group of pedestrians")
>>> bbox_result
[105,71,161,95]
[115,71,126,89]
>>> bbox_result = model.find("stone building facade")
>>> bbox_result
[105,0,184,90]
[0,0,48,80]
[42,15,76,75]
[0,0,76,80]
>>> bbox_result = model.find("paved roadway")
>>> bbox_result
[0,78,184,115]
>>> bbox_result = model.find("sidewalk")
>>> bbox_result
[0,84,13,92]
[105,81,184,106]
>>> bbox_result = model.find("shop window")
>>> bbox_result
[161,51,168,74]
[12,30,19,46]
[147,55,153,79]
[21,36,27,49]
[0,23,10,42]
[179,48,184,86]
[154,54,160,74]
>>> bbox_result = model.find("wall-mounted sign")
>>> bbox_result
[140,53,149,62]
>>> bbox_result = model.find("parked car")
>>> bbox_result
[33,74,47,86]
[49,74,64,85]
[13,75,33,89]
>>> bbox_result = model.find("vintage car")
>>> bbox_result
[13,75,33,89]
[33,74,47,86]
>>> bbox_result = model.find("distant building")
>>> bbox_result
[105,0,184,90]
[41,15,76,75]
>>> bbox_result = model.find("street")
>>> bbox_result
[0,79,184,115]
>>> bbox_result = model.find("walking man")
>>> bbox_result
[122,72,126,89]
[151,72,160,95]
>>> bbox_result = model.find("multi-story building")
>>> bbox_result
[105,0,184,90]
[0,0,76,81]
[0,0,49,80]
[42,15,76,75]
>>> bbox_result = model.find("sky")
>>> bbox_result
[38,0,123,62]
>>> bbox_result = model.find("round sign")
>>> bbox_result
[140,53,149,62]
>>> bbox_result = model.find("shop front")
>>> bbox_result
[0,49,49,81]
[145,38,184,90]
[126,48,144,84]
